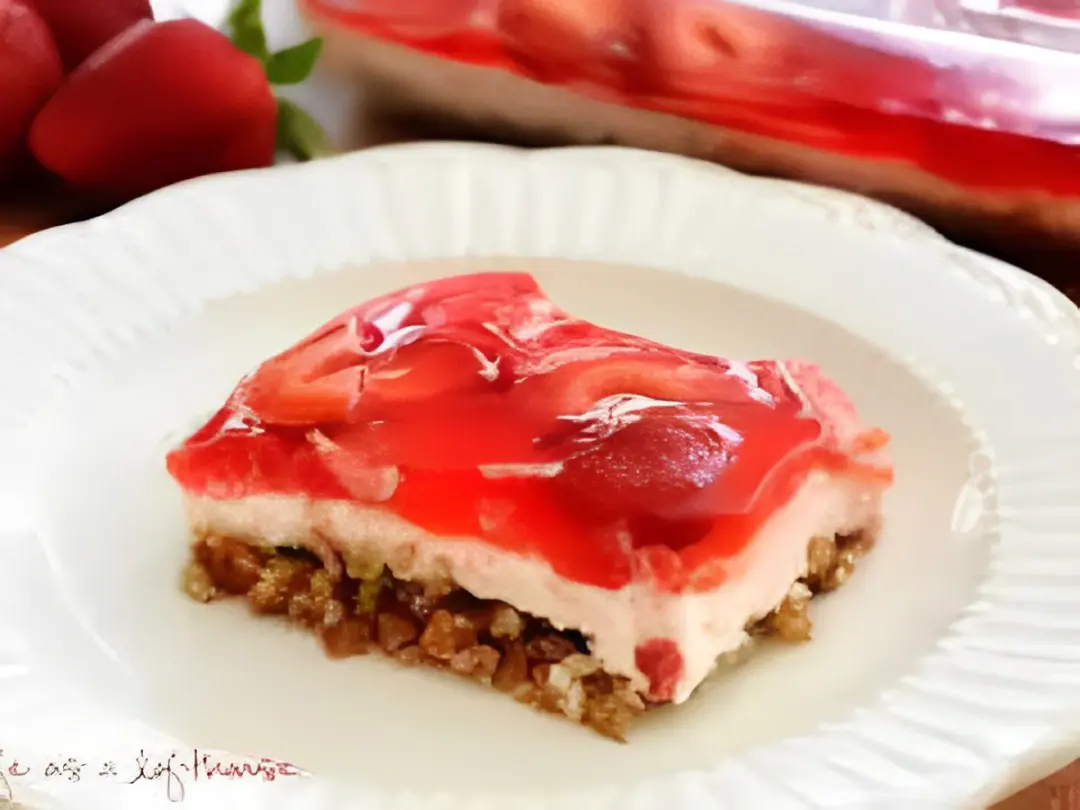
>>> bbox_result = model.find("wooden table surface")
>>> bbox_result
[1,159,1078,810]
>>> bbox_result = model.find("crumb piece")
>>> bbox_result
[819,531,874,592]
[769,583,814,642]
[449,645,501,680]
[546,661,574,694]
[560,653,602,679]
[525,634,578,663]
[583,670,615,697]
[378,613,419,653]
[181,560,216,603]
[805,536,837,583]
[489,604,525,640]
[821,553,856,591]
[320,617,374,658]
[450,613,480,649]
[531,662,553,689]
[310,569,334,600]
[195,535,263,594]
[583,693,638,742]
[248,557,311,615]
[492,640,529,693]
[840,530,876,557]
[563,680,587,721]
[288,570,339,628]
[322,599,346,628]
[394,579,439,621]
[419,610,459,660]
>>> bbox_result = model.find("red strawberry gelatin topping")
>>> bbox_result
[167,273,890,593]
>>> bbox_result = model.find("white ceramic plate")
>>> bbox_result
[2,145,1080,810]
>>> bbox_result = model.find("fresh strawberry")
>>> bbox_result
[27,0,152,72]
[28,0,332,198]
[242,325,500,426]
[0,0,62,181]
[554,416,732,528]
[239,317,380,426]
[634,639,684,702]
[537,356,750,417]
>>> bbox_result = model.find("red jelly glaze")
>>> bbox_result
[634,638,685,702]
[302,0,1080,196]
[167,272,885,593]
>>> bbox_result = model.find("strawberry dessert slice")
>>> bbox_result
[168,272,892,738]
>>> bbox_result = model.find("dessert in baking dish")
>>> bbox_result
[167,272,892,740]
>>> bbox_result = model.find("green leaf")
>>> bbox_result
[266,38,323,85]
[276,98,337,162]
[227,0,269,62]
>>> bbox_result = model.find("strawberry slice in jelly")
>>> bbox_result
[167,272,892,592]
[498,0,637,93]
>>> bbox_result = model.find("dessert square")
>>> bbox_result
[168,272,892,739]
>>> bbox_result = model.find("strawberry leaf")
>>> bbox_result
[227,0,269,62]
[266,38,323,85]
[276,98,337,161]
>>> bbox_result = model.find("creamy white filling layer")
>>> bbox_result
[183,471,881,703]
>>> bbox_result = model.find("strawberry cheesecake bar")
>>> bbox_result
[167,272,892,740]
